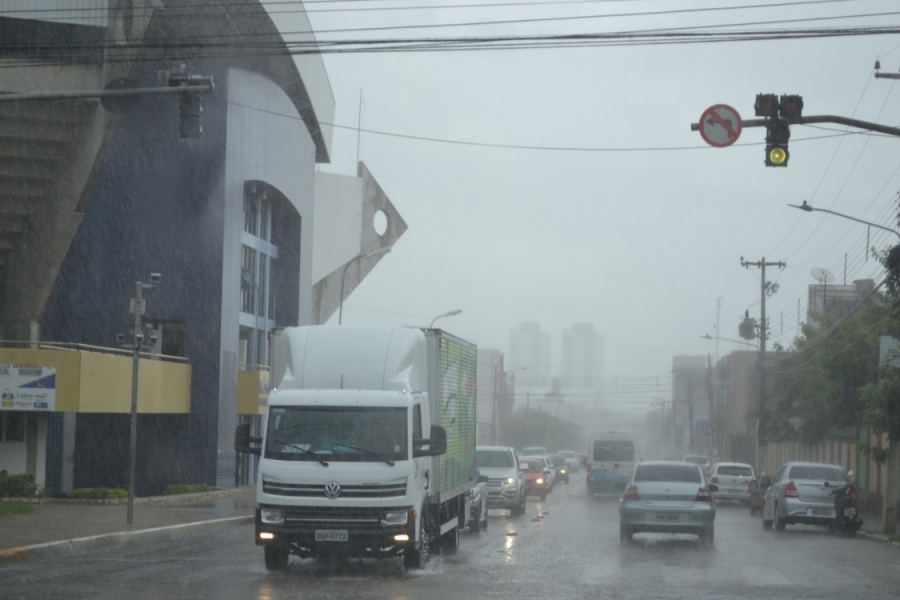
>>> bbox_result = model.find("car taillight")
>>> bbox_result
[586,466,592,478]
[710,477,719,484]
[621,485,640,501]
[695,487,713,502]
[785,480,799,498]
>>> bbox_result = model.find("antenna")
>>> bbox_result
[810,268,835,284]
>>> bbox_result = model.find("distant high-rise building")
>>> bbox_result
[508,322,551,386]
[561,323,604,389]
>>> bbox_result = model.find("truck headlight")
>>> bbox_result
[382,511,409,526]
[536,478,543,484]
[260,508,284,525]
[561,469,566,474]
[504,477,515,486]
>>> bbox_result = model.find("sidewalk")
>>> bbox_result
[0,486,255,564]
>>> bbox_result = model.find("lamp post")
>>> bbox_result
[429,309,462,329]
[338,247,391,325]
[790,201,900,241]
[126,273,161,524]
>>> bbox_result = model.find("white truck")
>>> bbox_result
[235,325,478,570]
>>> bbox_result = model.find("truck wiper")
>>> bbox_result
[272,439,329,466]
[331,443,395,466]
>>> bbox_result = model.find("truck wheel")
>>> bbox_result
[263,544,289,571]
[482,508,488,531]
[512,492,526,517]
[404,511,430,570]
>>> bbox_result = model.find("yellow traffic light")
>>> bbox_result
[768,146,788,165]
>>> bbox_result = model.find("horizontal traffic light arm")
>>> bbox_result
[0,82,213,103]
[691,115,900,138]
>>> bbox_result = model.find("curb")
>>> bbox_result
[858,530,900,548]
[0,515,253,565]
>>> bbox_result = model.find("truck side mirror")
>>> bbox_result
[429,425,447,455]
[234,422,262,457]
[413,425,448,457]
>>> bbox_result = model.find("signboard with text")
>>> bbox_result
[0,364,56,411]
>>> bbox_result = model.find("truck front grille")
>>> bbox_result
[263,480,407,498]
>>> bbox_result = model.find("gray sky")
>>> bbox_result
[290,0,900,405]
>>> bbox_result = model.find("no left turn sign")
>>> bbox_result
[699,104,742,147]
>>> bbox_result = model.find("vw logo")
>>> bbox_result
[324,482,342,500]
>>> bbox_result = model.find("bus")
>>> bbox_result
[585,432,640,495]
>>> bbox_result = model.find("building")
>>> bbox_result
[671,356,711,457]
[0,2,403,496]
[807,279,874,323]
[475,350,510,445]
[507,323,551,410]
[561,323,604,389]
[713,351,760,465]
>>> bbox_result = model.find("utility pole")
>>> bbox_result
[741,257,786,474]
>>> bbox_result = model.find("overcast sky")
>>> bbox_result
[277,0,900,407]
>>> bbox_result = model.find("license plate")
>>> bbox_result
[844,507,856,517]
[315,530,348,542]
[811,508,831,516]
[656,513,680,521]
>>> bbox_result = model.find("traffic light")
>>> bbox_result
[756,93,803,167]
[765,121,790,167]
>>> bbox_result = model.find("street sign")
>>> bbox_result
[699,104,742,147]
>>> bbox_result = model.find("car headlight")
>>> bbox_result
[382,511,409,526]
[504,477,516,485]
[561,469,567,474]
[260,508,284,525]
[536,478,543,484]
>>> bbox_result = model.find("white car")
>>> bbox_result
[708,462,754,503]
[557,450,580,473]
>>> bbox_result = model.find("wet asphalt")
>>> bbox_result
[2,477,900,600]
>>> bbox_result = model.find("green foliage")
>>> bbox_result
[860,372,900,443]
[71,487,128,500]
[499,410,585,453]
[164,483,213,496]
[769,289,890,444]
[0,474,44,498]
[0,504,35,517]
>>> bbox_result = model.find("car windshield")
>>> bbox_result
[789,466,849,482]
[522,447,546,455]
[550,455,564,465]
[717,465,753,477]
[264,407,407,462]
[593,440,634,462]
[559,451,576,459]
[635,464,702,483]
[476,450,514,468]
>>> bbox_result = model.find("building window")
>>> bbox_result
[1,412,25,443]
[241,245,257,314]
[258,255,267,317]
[243,198,258,235]
[259,202,270,241]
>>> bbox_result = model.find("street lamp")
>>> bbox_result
[338,247,391,325]
[698,334,757,350]
[429,309,462,329]
[126,273,161,524]
[789,201,900,241]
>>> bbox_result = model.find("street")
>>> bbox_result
[3,478,899,600]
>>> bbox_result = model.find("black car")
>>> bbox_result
[550,454,570,484]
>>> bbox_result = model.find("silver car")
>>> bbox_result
[709,462,755,503]
[762,461,850,531]
[619,461,718,544]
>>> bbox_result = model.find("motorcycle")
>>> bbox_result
[830,481,863,537]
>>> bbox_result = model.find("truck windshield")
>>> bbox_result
[265,406,408,462]
[476,450,514,468]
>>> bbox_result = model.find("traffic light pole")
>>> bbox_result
[691,115,900,138]
[740,257,786,474]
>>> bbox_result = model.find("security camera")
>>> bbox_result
[116,333,125,344]
[150,330,159,344]
[150,273,162,285]
[135,331,144,344]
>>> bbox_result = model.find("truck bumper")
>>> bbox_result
[255,505,415,559]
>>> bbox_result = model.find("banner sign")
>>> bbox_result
[0,364,56,411]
